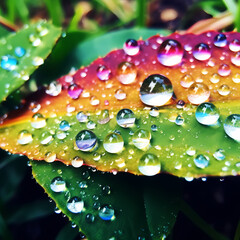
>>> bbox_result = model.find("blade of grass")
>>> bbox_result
[235,0,240,31]
[180,200,229,240]
[136,0,147,27]
[6,0,16,23]
[234,220,240,240]
[222,0,237,17]
[15,0,29,24]
[43,0,64,26]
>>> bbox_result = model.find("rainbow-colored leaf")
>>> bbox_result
[0,31,240,178]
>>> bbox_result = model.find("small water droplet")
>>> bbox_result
[103,133,124,153]
[99,205,115,221]
[17,130,33,145]
[76,130,98,152]
[213,149,225,161]
[138,153,161,176]
[132,129,151,150]
[231,52,240,66]
[90,96,100,106]
[29,101,41,113]
[194,154,209,169]
[175,115,184,125]
[54,207,61,214]
[86,213,95,223]
[59,120,70,131]
[31,113,46,129]
[56,130,67,140]
[186,146,196,156]
[180,74,194,88]
[46,81,62,96]
[67,197,84,213]
[97,65,111,81]
[217,84,230,96]
[40,132,53,145]
[1,55,18,70]
[123,39,140,56]
[229,39,240,52]
[32,56,44,66]
[149,107,159,117]
[151,124,158,132]
[14,47,26,57]
[116,109,135,128]
[97,109,110,125]
[68,83,83,99]
[224,114,240,141]
[116,62,137,84]
[214,33,227,47]
[50,177,66,192]
[87,121,96,129]
[176,100,185,109]
[193,43,211,61]
[102,185,111,195]
[72,156,83,168]
[210,73,220,84]
[157,39,183,66]
[188,82,210,104]
[115,89,126,100]
[232,73,240,83]
[140,74,173,106]
[76,111,88,123]
[218,64,231,76]
[195,102,220,125]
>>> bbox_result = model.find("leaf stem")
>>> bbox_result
[180,200,229,240]
[234,220,240,240]
[136,0,147,27]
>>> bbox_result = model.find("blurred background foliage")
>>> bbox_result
[0,0,240,240]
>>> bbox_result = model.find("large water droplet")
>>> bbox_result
[31,113,46,129]
[232,73,240,83]
[116,62,137,84]
[46,81,62,96]
[231,52,240,66]
[217,84,230,96]
[218,64,231,77]
[194,154,209,169]
[103,133,124,153]
[40,131,53,145]
[187,82,210,104]
[68,83,83,99]
[229,39,240,52]
[14,47,26,57]
[180,74,194,88]
[17,130,33,145]
[123,39,140,56]
[50,177,66,192]
[138,153,160,176]
[213,149,225,161]
[116,109,135,128]
[1,55,18,71]
[67,197,84,213]
[97,65,111,81]
[115,89,126,100]
[214,33,227,47]
[140,74,173,106]
[71,156,83,168]
[195,102,220,125]
[99,205,115,221]
[224,114,240,141]
[75,130,98,151]
[132,129,151,150]
[193,43,211,61]
[59,120,70,131]
[157,39,183,66]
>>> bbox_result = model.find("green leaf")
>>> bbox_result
[0,20,61,102]
[31,161,181,240]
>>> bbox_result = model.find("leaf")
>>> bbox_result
[31,160,181,240]
[0,20,61,102]
[0,31,240,178]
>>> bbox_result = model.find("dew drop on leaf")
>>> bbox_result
[76,111,88,123]
[210,73,220,84]
[99,205,115,221]
[193,43,211,61]
[59,120,70,131]
[97,65,111,81]
[40,132,53,145]
[217,84,230,96]
[116,109,135,128]
[218,64,231,77]
[224,114,240,141]
[123,39,140,56]
[46,81,62,96]
[132,129,151,150]
[103,132,124,154]
[114,89,126,100]
[68,83,83,99]
[194,154,210,169]
[67,197,84,214]
[213,149,226,161]
[180,74,194,88]
[229,39,240,52]
[71,156,84,168]
[187,82,210,104]
[31,113,46,129]
[85,213,95,223]
[14,47,26,57]
[231,52,240,66]
[75,130,98,152]
[1,55,18,71]
[17,130,33,145]
[50,176,66,192]
[214,33,227,47]
[116,62,137,85]
[138,153,161,176]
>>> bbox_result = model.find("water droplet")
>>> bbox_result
[40,132,53,145]
[186,147,196,156]
[232,73,240,83]
[59,120,70,131]
[218,64,231,76]
[180,74,194,88]
[102,185,111,195]
[31,113,46,129]
[17,130,33,145]
[93,152,101,161]
[71,156,83,168]
[195,102,220,125]
[115,89,126,100]
[224,114,240,141]
[210,73,220,83]
[217,84,230,96]
[123,39,140,56]
[32,57,44,66]
[76,111,88,123]
[50,177,66,192]
[194,154,209,169]
[79,181,88,188]
[86,213,95,223]
[193,43,211,61]
[175,115,184,125]
[149,107,159,117]
[67,197,84,213]
[1,55,18,70]
[116,109,135,128]
[103,133,124,153]
[29,101,41,113]
[176,100,185,109]
[116,62,137,84]
[68,83,83,99]
[157,39,183,66]
[151,124,158,132]
[54,207,61,214]
[213,149,225,161]
[140,74,173,106]
[75,130,98,152]
[214,33,227,47]
[46,81,62,96]
[87,121,96,129]
[56,130,67,140]
[132,129,151,150]
[138,153,161,176]
[99,205,115,221]
[14,47,26,57]
[90,96,100,106]
[97,65,111,81]
[188,82,210,104]
[231,52,240,66]
[229,39,240,52]
[97,109,110,125]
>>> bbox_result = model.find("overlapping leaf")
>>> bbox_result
[0,31,240,178]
